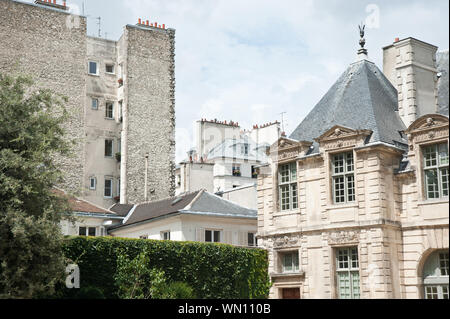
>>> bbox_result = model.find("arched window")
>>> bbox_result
[423,250,449,299]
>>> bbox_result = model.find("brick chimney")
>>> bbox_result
[34,0,68,10]
[383,37,439,127]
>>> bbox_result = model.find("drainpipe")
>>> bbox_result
[144,153,149,202]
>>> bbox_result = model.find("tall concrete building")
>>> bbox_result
[0,0,176,208]
[257,29,449,299]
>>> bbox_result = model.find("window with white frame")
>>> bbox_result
[88,61,98,75]
[89,177,96,190]
[278,162,298,211]
[105,139,113,157]
[248,232,257,247]
[423,250,449,299]
[336,247,360,299]
[105,64,115,74]
[423,143,449,199]
[79,226,96,237]
[161,231,170,240]
[332,152,355,204]
[104,178,113,198]
[241,144,249,156]
[105,102,114,119]
[205,230,220,243]
[91,98,99,110]
[281,251,299,273]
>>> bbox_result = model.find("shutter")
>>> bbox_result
[196,228,205,242]
[238,231,247,246]
[224,231,232,244]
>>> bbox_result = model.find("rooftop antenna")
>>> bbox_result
[96,16,101,37]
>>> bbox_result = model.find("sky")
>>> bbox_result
[25,0,450,162]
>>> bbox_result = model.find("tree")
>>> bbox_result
[0,73,72,298]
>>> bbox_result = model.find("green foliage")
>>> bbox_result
[114,248,196,299]
[0,73,72,298]
[61,236,271,299]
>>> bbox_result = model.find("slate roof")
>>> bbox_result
[109,203,134,217]
[289,59,407,153]
[207,138,268,162]
[185,191,257,218]
[109,190,256,230]
[437,50,449,116]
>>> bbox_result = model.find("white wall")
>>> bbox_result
[108,214,257,247]
[110,215,184,240]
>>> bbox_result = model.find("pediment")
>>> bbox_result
[315,125,372,143]
[269,137,313,161]
[405,114,449,134]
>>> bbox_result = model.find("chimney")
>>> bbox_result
[383,37,439,127]
[34,0,68,10]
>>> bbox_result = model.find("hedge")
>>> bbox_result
[59,236,271,299]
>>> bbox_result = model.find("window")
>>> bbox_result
[232,164,241,177]
[423,143,448,199]
[248,232,257,247]
[278,162,298,211]
[118,101,123,121]
[423,250,449,299]
[332,152,355,204]
[117,178,120,198]
[89,177,96,190]
[139,235,148,239]
[88,61,98,75]
[336,247,360,299]
[251,166,258,179]
[281,251,299,273]
[79,226,96,236]
[205,230,220,243]
[105,102,114,119]
[241,144,249,155]
[91,98,98,110]
[161,231,170,240]
[104,178,113,198]
[105,139,113,157]
[105,64,115,74]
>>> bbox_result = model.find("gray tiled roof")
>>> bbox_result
[437,51,449,116]
[186,191,256,218]
[109,190,256,231]
[109,203,135,217]
[289,59,407,152]
[207,138,268,162]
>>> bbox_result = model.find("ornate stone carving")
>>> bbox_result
[272,235,300,248]
[327,231,359,245]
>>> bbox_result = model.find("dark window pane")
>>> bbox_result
[79,227,86,236]
[205,230,212,242]
[88,227,96,236]
[89,62,97,74]
[214,231,220,242]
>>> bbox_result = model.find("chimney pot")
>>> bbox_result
[138,18,141,24]
[394,37,399,43]
[146,20,149,26]
[163,24,165,29]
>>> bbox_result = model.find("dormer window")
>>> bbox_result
[423,143,448,199]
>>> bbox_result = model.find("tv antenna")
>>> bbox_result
[96,16,101,37]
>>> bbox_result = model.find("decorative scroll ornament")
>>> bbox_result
[328,231,359,245]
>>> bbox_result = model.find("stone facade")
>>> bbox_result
[0,0,175,208]
[0,0,87,196]
[258,38,449,299]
